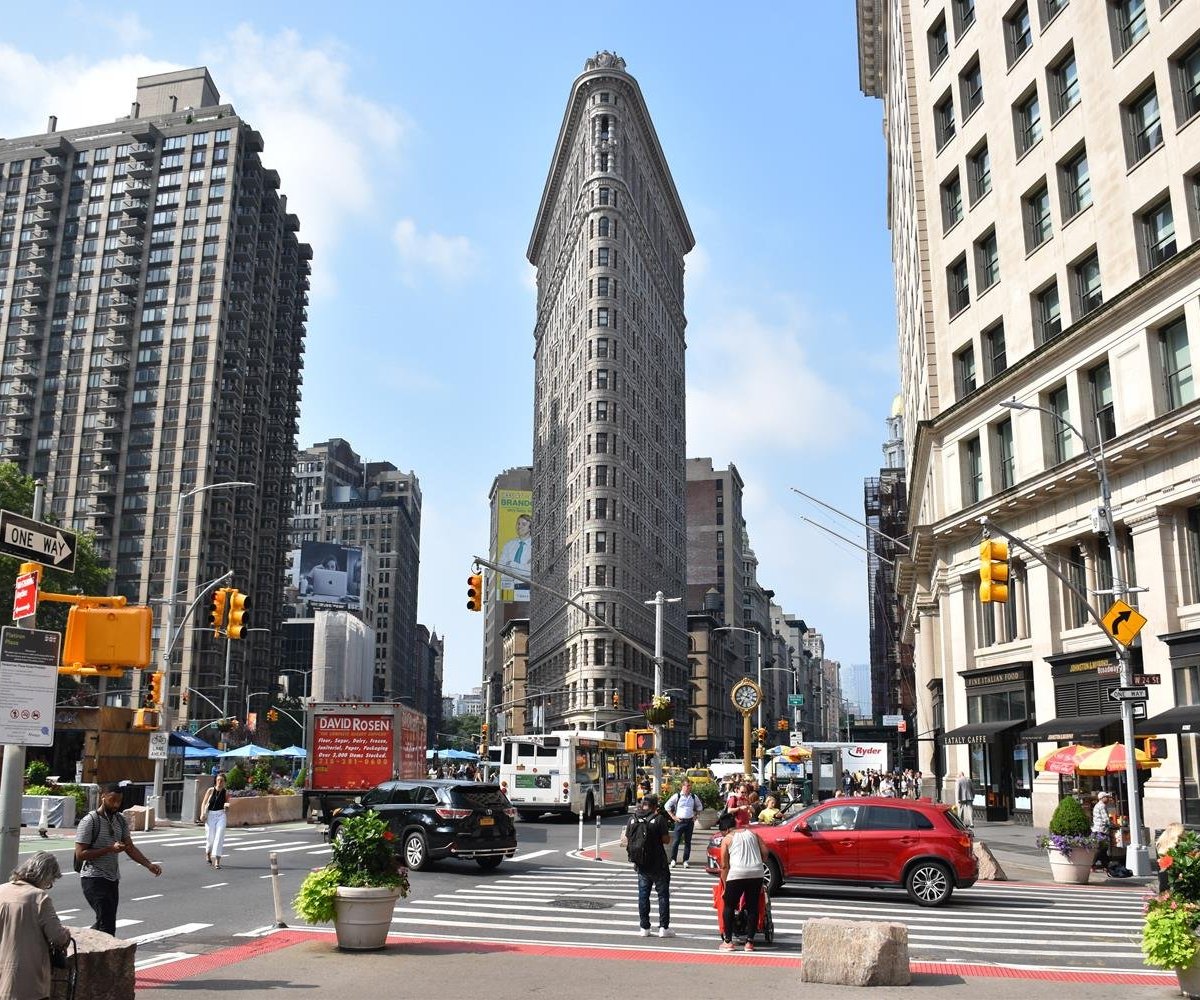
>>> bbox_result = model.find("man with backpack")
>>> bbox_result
[74,781,162,935]
[665,779,703,868]
[623,793,673,938]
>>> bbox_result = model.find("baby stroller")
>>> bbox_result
[712,879,775,945]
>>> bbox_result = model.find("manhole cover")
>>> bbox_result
[549,897,614,910]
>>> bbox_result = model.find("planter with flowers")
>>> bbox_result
[293,810,409,950]
[1144,830,1200,997]
[1035,796,1102,884]
[644,694,672,727]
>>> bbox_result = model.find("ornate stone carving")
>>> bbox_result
[585,51,626,72]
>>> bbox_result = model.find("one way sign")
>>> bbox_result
[0,510,76,573]
[1109,685,1149,703]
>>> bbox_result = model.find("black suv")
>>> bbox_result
[328,780,518,871]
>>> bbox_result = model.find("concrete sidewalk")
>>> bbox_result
[132,929,1177,1000]
[972,819,1158,889]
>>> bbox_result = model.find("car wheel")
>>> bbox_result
[329,822,341,842]
[763,856,783,896]
[403,831,429,871]
[477,856,503,871]
[905,860,953,906]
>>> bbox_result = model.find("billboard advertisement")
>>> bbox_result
[295,541,363,609]
[494,489,532,602]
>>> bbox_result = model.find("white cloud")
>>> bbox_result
[393,218,478,285]
[686,305,866,461]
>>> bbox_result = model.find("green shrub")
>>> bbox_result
[1047,795,1090,837]
[293,767,306,788]
[250,761,272,792]
[57,784,88,817]
[24,761,50,787]
[666,780,723,810]
[226,765,247,791]
[24,784,53,797]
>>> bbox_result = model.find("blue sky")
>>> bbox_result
[1,2,897,703]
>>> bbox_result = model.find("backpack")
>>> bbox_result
[625,815,653,867]
[73,809,101,873]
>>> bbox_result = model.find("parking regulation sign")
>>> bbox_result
[12,572,37,621]
[0,627,60,746]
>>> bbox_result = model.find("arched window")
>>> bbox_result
[598,216,610,237]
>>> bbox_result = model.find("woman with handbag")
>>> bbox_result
[0,850,71,1000]
[200,774,230,869]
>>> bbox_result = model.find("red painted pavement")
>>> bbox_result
[135,930,1176,989]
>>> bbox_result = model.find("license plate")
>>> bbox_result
[479,816,494,826]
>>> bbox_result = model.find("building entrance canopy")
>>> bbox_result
[1020,714,1122,743]
[942,720,1026,745]
[1138,705,1200,735]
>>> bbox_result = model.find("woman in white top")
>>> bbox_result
[717,812,764,952]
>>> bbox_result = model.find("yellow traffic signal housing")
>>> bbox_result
[777,718,789,730]
[466,574,483,612]
[481,723,489,739]
[61,605,153,668]
[211,587,230,634]
[147,671,164,707]
[978,538,1010,603]
[625,729,655,753]
[132,708,160,731]
[227,590,250,639]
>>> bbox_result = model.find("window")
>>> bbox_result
[1041,0,1069,23]
[929,15,949,72]
[1036,282,1062,343]
[948,256,970,317]
[1051,50,1081,120]
[1064,545,1088,628]
[976,229,999,291]
[1141,197,1177,270]
[1177,42,1200,123]
[1024,183,1053,251]
[935,92,956,150]
[995,418,1015,489]
[1161,317,1194,409]
[963,436,983,504]
[954,0,977,37]
[961,60,984,118]
[1049,385,1072,462]
[1073,251,1103,317]
[1061,148,1092,219]
[1090,361,1116,442]
[1006,4,1033,66]
[968,143,991,202]
[941,172,963,230]
[1128,86,1164,164]
[1015,89,1042,155]
[955,343,978,398]
[985,322,1007,378]
[1113,0,1149,56]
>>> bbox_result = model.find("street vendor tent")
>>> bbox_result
[426,748,479,761]
[184,746,221,759]
[272,745,307,758]
[219,743,274,758]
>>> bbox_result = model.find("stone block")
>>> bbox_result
[53,927,137,1000]
[973,840,1007,880]
[121,805,152,831]
[800,918,911,987]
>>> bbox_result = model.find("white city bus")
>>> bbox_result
[499,731,635,820]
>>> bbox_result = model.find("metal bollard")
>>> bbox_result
[578,806,584,854]
[37,798,49,838]
[268,851,288,928]
[594,813,602,861]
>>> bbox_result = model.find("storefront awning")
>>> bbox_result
[942,720,1027,745]
[168,730,216,751]
[1137,705,1200,736]
[1020,714,1123,742]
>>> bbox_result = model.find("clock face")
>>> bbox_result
[731,680,761,712]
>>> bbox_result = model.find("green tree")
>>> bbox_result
[440,712,482,748]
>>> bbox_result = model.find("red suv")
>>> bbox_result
[705,797,977,906]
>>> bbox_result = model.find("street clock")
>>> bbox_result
[730,678,762,715]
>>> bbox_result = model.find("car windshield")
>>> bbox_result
[452,785,511,809]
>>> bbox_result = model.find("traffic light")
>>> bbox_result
[147,671,163,708]
[481,723,489,740]
[978,538,1010,603]
[754,727,768,744]
[466,574,483,612]
[777,718,789,730]
[211,587,230,634]
[625,729,655,752]
[226,589,250,639]
[132,708,159,730]
[267,708,279,723]
[612,691,620,708]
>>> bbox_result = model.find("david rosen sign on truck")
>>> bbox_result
[313,713,396,790]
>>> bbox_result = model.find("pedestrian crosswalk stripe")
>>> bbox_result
[127,923,212,945]
[234,840,311,851]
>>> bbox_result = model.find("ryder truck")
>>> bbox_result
[303,701,427,822]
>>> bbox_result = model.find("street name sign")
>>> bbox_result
[148,732,169,760]
[0,510,76,572]
[787,694,805,707]
[12,572,37,621]
[1101,599,1147,646]
[1134,674,1162,686]
[1109,686,1149,702]
[0,627,60,746]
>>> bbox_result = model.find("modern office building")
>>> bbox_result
[290,438,363,546]
[483,466,533,728]
[858,1,1200,826]
[0,67,307,721]
[526,52,694,745]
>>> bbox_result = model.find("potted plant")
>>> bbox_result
[1143,830,1200,996]
[1035,795,1101,884]
[644,694,672,726]
[293,810,409,950]
[668,779,724,829]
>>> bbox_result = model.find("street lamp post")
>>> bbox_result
[716,625,765,780]
[1000,397,1149,876]
[644,591,682,795]
[154,481,254,807]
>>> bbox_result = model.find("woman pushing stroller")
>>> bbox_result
[715,811,765,951]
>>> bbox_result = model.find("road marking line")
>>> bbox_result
[264,843,327,854]
[126,923,210,944]
[234,840,310,851]
[509,849,558,863]
[134,951,194,971]
[202,882,229,889]
[131,894,164,901]
[114,918,143,928]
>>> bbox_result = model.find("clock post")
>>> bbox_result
[730,677,762,780]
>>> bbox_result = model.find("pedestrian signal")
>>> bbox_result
[978,538,1010,603]
[625,729,655,753]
